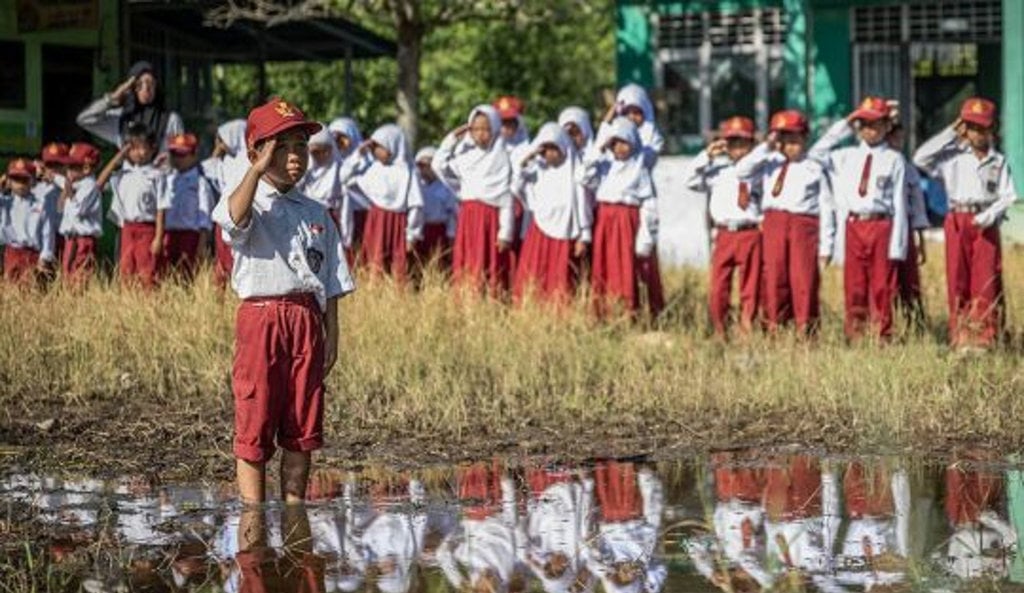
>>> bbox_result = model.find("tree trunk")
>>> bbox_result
[395,21,422,146]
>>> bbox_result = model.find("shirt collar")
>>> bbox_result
[255,179,302,203]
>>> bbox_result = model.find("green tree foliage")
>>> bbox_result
[213,0,615,147]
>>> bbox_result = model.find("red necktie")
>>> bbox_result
[771,161,789,197]
[858,153,873,198]
[737,181,751,210]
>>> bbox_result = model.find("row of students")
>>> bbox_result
[690,95,1016,348]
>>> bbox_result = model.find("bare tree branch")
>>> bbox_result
[204,0,335,28]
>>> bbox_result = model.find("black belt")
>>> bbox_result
[847,212,891,222]
[715,222,759,232]
[949,202,989,214]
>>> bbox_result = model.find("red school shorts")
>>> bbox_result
[232,293,326,463]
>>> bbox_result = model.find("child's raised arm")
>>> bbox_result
[95,145,129,192]
[227,139,276,229]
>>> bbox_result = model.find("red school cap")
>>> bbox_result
[65,143,101,167]
[850,96,892,122]
[41,142,71,165]
[168,133,199,155]
[960,97,997,128]
[769,110,808,134]
[6,158,36,180]
[493,95,525,120]
[719,116,755,139]
[245,98,323,148]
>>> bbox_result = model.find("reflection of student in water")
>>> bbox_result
[941,458,1017,579]
[232,505,327,593]
[360,475,429,593]
[523,465,596,593]
[585,461,666,593]
[687,452,773,592]
[762,455,840,590]
[438,461,528,593]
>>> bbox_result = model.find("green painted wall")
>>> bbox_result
[0,0,120,154]
[807,5,851,129]
[616,3,655,87]
[1004,0,1024,197]
[783,0,809,112]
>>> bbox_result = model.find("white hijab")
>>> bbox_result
[217,119,247,156]
[558,107,594,152]
[451,105,511,202]
[615,84,662,152]
[217,119,249,198]
[505,115,530,150]
[523,122,584,239]
[350,124,422,212]
[300,124,342,209]
[597,118,652,202]
[328,117,363,161]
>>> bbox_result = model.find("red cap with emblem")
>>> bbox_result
[6,158,36,180]
[168,133,199,155]
[960,97,996,128]
[719,116,755,139]
[850,96,891,122]
[66,143,101,167]
[770,110,808,134]
[493,95,525,120]
[245,98,323,148]
[41,142,70,165]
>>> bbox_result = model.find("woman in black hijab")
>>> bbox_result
[76,60,184,151]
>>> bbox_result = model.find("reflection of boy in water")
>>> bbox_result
[584,461,666,593]
[941,457,1017,579]
[235,505,327,593]
[523,465,596,593]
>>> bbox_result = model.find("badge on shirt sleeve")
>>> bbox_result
[876,175,891,190]
[986,166,1000,195]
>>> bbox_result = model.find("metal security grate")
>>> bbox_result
[852,0,1001,43]
[658,8,787,50]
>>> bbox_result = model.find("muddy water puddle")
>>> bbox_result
[1,452,1023,592]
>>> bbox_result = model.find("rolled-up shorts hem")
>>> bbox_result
[279,436,323,453]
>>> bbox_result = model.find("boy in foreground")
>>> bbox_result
[211,98,355,504]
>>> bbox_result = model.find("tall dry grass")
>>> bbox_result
[3,242,1024,458]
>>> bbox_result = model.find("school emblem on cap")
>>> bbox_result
[499,98,510,110]
[971,100,985,114]
[730,119,743,130]
[48,145,59,155]
[274,101,296,118]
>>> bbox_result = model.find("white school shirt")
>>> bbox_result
[687,499,775,590]
[0,192,56,261]
[577,143,658,257]
[199,156,224,196]
[211,179,356,311]
[913,125,1018,228]
[299,159,343,211]
[163,166,214,231]
[33,180,62,232]
[811,120,908,261]
[59,177,104,237]
[525,479,595,593]
[943,511,1017,579]
[108,163,166,226]
[596,121,664,172]
[419,175,459,236]
[735,142,836,258]
[432,132,516,244]
[830,470,910,590]
[516,153,593,242]
[338,151,425,244]
[764,470,840,576]
[684,149,762,227]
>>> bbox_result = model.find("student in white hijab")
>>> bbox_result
[558,107,595,154]
[579,117,664,318]
[329,117,370,251]
[298,125,343,220]
[340,123,424,284]
[432,104,515,297]
[414,146,458,267]
[600,84,665,170]
[210,119,247,288]
[512,122,592,305]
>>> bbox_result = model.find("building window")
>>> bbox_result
[0,40,27,110]
[656,8,787,153]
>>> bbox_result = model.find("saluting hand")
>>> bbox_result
[453,124,470,139]
[766,131,780,152]
[357,139,374,155]
[251,138,277,174]
[602,102,618,123]
[110,76,137,105]
[707,138,728,158]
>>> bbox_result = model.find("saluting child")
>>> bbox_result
[559,106,595,154]
[340,123,424,284]
[432,105,515,297]
[104,122,168,289]
[164,133,214,280]
[58,143,104,284]
[579,117,663,319]
[513,122,591,305]
[684,116,761,337]
[37,143,68,260]
[914,97,1018,350]
[298,126,342,224]
[328,117,369,250]
[210,97,354,504]
[0,158,56,284]
[811,97,908,341]
[414,146,458,268]
[603,84,665,170]
[734,110,836,336]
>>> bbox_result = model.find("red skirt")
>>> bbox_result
[213,224,233,289]
[763,455,822,521]
[417,222,451,267]
[359,205,409,283]
[945,464,1003,526]
[3,246,40,284]
[513,222,576,305]
[594,461,642,523]
[590,203,664,318]
[452,200,510,297]
[458,461,506,520]
[843,462,895,519]
[164,229,202,280]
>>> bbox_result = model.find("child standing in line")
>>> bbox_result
[432,105,515,297]
[603,84,665,170]
[579,117,662,319]
[811,97,909,341]
[164,133,214,280]
[104,122,168,289]
[684,116,761,338]
[37,143,68,261]
[559,106,595,154]
[210,119,247,288]
[339,123,424,284]
[0,159,56,284]
[58,143,104,284]
[413,146,458,268]
[914,97,1018,350]
[328,117,369,250]
[298,126,343,224]
[734,110,836,336]
[513,122,591,305]
[211,98,354,504]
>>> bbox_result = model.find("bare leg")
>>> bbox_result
[280,450,311,504]
[236,458,266,504]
